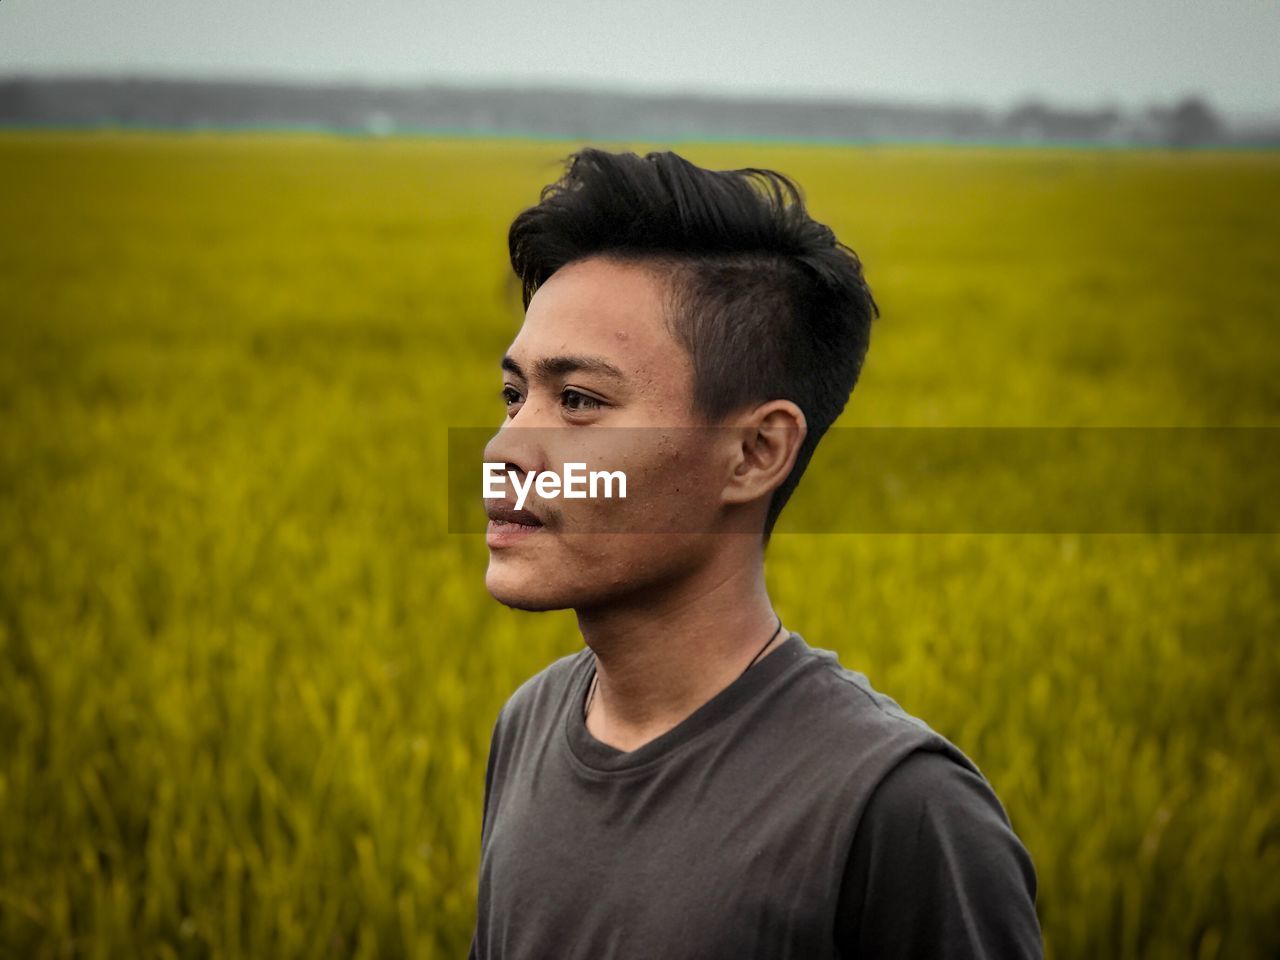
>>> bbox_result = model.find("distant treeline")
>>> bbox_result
[0,76,1273,146]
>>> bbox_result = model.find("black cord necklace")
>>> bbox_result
[583,614,786,721]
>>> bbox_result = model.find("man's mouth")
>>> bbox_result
[485,501,545,546]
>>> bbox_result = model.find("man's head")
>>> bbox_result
[484,148,879,611]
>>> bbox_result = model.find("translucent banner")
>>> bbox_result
[447,426,1279,534]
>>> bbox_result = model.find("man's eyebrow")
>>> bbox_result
[502,354,626,382]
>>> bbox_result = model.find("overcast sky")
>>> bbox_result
[2,0,1277,118]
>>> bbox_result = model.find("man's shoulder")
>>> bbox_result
[800,645,935,729]
[787,638,974,769]
[863,747,1018,836]
[802,642,1043,955]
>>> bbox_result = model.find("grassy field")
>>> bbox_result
[0,132,1277,958]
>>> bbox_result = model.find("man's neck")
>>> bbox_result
[576,551,784,754]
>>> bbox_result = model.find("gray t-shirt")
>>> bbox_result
[470,632,1042,959]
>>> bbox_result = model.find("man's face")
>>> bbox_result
[483,255,731,612]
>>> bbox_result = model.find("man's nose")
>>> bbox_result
[483,422,546,484]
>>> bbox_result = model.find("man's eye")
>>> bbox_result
[501,386,522,407]
[562,389,602,412]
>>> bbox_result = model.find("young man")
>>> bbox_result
[470,148,1042,958]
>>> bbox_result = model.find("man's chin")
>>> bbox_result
[484,567,574,612]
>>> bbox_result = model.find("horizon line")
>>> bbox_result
[3,69,1274,123]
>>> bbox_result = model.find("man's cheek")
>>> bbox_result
[646,463,717,533]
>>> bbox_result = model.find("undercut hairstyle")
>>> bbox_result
[507,147,880,540]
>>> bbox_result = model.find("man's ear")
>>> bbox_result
[721,400,807,508]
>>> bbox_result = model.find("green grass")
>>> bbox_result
[0,132,1277,958]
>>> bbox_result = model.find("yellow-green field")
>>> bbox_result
[1,132,1277,958]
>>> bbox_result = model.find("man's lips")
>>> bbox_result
[485,500,546,549]
[485,501,545,528]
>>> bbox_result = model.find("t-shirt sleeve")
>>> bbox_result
[834,747,1043,959]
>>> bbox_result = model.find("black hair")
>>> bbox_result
[507,147,880,539]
